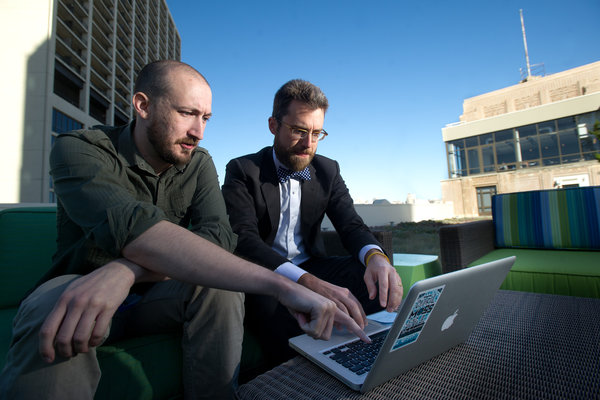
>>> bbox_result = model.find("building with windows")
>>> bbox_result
[441,61,600,217]
[0,0,180,203]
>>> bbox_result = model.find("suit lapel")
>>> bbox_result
[259,150,281,238]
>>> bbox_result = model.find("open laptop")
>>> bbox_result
[289,256,515,393]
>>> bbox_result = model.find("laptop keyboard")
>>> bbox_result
[322,330,388,375]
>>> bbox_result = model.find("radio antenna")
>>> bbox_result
[520,9,531,80]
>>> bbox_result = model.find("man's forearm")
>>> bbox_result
[117,258,169,283]
[122,220,291,298]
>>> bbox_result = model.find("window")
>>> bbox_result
[448,139,466,177]
[467,148,480,174]
[89,89,109,123]
[557,116,577,131]
[476,186,496,216]
[495,141,516,170]
[465,136,479,147]
[558,129,580,157]
[481,146,495,172]
[538,120,556,135]
[494,129,513,142]
[445,111,600,179]
[52,109,83,134]
[539,133,559,159]
[519,136,540,162]
[114,108,129,126]
[480,133,494,145]
[517,124,537,137]
[53,62,83,108]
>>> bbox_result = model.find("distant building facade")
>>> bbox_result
[321,198,455,229]
[1,0,180,203]
[441,61,600,217]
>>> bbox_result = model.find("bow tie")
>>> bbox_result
[277,166,311,183]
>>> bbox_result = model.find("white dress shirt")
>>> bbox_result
[271,150,382,282]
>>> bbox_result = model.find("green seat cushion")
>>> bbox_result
[0,308,18,366]
[96,334,183,400]
[469,249,600,298]
[0,207,57,308]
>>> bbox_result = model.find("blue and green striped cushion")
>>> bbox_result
[492,186,600,250]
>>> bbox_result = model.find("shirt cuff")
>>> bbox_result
[359,245,383,267]
[274,262,307,282]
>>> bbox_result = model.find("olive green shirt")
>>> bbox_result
[40,122,236,286]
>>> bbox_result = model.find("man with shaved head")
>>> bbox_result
[0,61,366,400]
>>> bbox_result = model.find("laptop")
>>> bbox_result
[289,256,515,393]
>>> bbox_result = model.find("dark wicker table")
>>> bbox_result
[236,290,600,399]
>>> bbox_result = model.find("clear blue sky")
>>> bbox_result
[166,0,599,203]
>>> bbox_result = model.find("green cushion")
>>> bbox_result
[469,249,600,298]
[0,308,18,366]
[96,335,183,400]
[0,207,57,308]
[392,254,442,298]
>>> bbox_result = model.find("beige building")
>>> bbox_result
[0,0,180,203]
[441,61,600,217]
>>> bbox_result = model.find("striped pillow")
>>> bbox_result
[492,186,600,250]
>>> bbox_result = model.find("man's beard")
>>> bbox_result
[147,117,195,166]
[274,141,315,171]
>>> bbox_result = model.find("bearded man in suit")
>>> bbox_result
[222,79,403,368]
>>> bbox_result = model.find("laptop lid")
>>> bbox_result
[289,256,515,393]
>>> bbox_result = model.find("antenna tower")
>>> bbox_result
[520,9,531,79]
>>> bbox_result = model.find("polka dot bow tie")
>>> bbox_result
[277,166,311,183]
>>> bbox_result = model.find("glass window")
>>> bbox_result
[52,109,83,134]
[539,133,559,158]
[517,124,537,137]
[476,186,496,216]
[468,148,480,174]
[495,141,517,167]
[581,135,600,154]
[558,129,579,155]
[448,140,466,177]
[578,111,600,132]
[449,139,465,152]
[494,129,513,142]
[465,136,479,147]
[480,133,494,145]
[53,65,83,108]
[481,146,495,172]
[89,89,108,123]
[538,120,556,135]
[520,136,540,161]
[561,154,581,164]
[557,116,577,131]
[543,157,560,166]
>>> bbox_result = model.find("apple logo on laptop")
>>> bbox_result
[442,309,459,331]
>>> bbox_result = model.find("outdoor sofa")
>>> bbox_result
[0,204,391,399]
[439,186,600,298]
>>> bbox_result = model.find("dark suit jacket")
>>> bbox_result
[222,146,382,270]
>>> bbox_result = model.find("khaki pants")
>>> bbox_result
[0,275,244,400]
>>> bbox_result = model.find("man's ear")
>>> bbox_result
[132,92,151,119]
[268,117,279,136]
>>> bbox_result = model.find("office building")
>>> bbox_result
[441,61,600,217]
[1,0,180,203]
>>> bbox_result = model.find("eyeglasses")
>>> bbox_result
[277,119,328,142]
